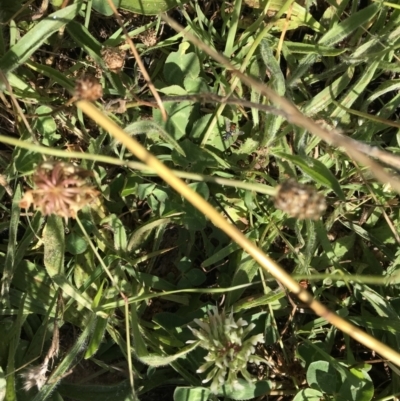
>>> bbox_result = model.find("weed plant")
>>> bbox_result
[1,1,400,401]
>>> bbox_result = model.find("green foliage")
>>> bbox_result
[1,0,400,400]
[120,0,190,15]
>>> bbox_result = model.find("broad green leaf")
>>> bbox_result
[85,316,109,359]
[66,232,88,255]
[216,380,273,400]
[92,0,121,16]
[44,216,92,311]
[172,140,218,172]
[338,368,373,401]
[0,4,81,74]
[307,360,338,394]
[164,51,201,86]
[184,269,206,286]
[14,148,42,173]
[58,381,132,401]
[158,84,188,95]
[153,101,193,141]
[273,152,346,200]
[120,0,190,15]
[293,388,324,401]
[174,387,211,401]
[184,77,209,93]
[190,114,221,140]
[124,120,186,156]
[34,106,60,146]
[297,341,328,368]
[44,215,65,276]
[226,253,259,307]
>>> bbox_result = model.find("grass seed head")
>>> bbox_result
[19,161,99,219]
[20,363,48,391]
[74,75,103,101]
[101,47,126,73]
[274,179,327,220]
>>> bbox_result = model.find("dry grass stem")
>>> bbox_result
[160,13,400,194]
[106,0,167,121]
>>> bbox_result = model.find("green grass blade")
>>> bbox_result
[57,381,132,401]
[119,0,190,14]
[0,4,81,74]
[0,184,21,306]
[32,314,97,401]
[319,3,381,46]
[273,152,346,200]
[0,366,5,401]
[130,303,198,367]
[44,216,92,311]
[331,60,380,119]
[5,295,26,401]
[224,0,242,57]
[123,121,186,157]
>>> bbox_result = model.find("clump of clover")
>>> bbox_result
[187,306,266,394]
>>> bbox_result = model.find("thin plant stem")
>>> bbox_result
[105,0,167,121]
[160,13,400,194]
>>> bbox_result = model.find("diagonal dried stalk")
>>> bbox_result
[75,13,400,368]
[160,13,400,194]
[76,98,400,367]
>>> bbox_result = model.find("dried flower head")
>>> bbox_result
[74,75,103,101]
[20,363,48,391]
[139,29,158,47]
[274,179,326,220]
[187,307,267,394]
[101,47,126,73]
[19,161,99,219]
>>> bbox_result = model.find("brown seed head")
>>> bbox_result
[139,29,158,47]
[101,47,126,73]
[74,75,103,101]
[19,161,99,219]
[274,179,327,220]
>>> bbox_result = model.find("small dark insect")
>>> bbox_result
[223,119,244,141]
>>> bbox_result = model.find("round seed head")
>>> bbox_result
[274,179,327,220]
[101,47,126,73]
[19,161,99,219]
[74,75,103,101]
